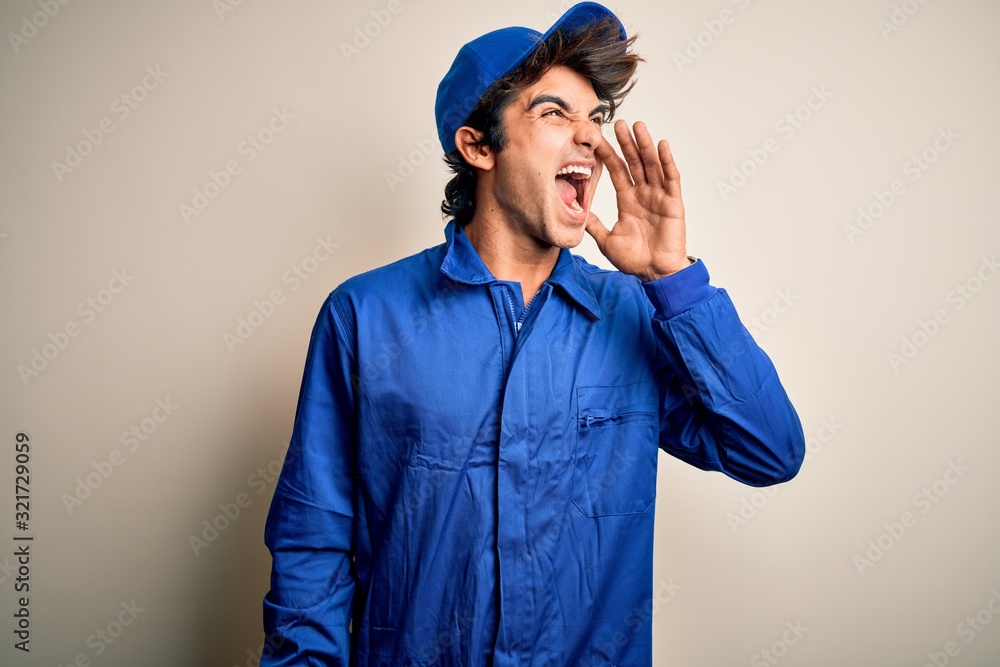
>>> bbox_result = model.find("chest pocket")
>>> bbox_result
[572,382,659,517]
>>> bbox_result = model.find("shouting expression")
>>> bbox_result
[486,65,608,250]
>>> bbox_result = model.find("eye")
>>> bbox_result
[543,108,565,119]
[590,116,605,126]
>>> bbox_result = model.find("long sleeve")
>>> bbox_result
[642,261,805,486]
[262,295,358,665]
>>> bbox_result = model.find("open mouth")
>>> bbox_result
[555,164,593,214]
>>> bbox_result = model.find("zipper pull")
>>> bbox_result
[582,414,614,428]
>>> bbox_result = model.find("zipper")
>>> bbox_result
[580,410,655,428]
[505,287,540,336]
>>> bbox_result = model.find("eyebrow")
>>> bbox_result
[527,94,608,119]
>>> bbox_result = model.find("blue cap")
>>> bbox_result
[435,2,627,153]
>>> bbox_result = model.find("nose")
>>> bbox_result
[573,118,603,150]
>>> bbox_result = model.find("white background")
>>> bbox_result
[1,0,998,665]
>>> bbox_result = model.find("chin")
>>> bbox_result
[546,223,587,249]
[562,228,587,249]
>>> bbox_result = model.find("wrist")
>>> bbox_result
[639,255,696,282]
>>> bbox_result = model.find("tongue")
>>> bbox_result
[555,176,578,207]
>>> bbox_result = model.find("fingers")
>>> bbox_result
[614,120,648,187]
[595,135,634,192]
[633,122,665,189]
[657,139,681,198]
[606,120,669,186]
[598,120,679,196]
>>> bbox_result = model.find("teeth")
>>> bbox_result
[557,165,592,179]
[570,199,583,212]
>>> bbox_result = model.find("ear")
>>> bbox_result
[454,127,495,171]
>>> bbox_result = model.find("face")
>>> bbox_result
[486,65,607,250]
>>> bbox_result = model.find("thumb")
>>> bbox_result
[584,211,610,252]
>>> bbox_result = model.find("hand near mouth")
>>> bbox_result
[586,120,692,282]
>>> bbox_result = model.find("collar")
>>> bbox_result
[440,221,601,320]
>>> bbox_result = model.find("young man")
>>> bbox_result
[262,3,804,665]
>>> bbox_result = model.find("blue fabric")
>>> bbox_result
[263,222,805,666]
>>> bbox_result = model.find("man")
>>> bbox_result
[262,3,804,665]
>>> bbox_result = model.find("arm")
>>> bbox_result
[587,121,804,485]
[262,295,357,665]
[643,261,804,485]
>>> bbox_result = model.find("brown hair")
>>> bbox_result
[441,17,642,226]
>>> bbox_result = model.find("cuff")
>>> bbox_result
[641,258,718,319]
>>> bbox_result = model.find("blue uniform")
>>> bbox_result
[263,221,804,666]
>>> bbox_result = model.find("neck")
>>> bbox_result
[463,211,559,303]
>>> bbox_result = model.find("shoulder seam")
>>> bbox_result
[326,293,357,356]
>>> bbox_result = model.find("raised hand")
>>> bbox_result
[586,120,692,281]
